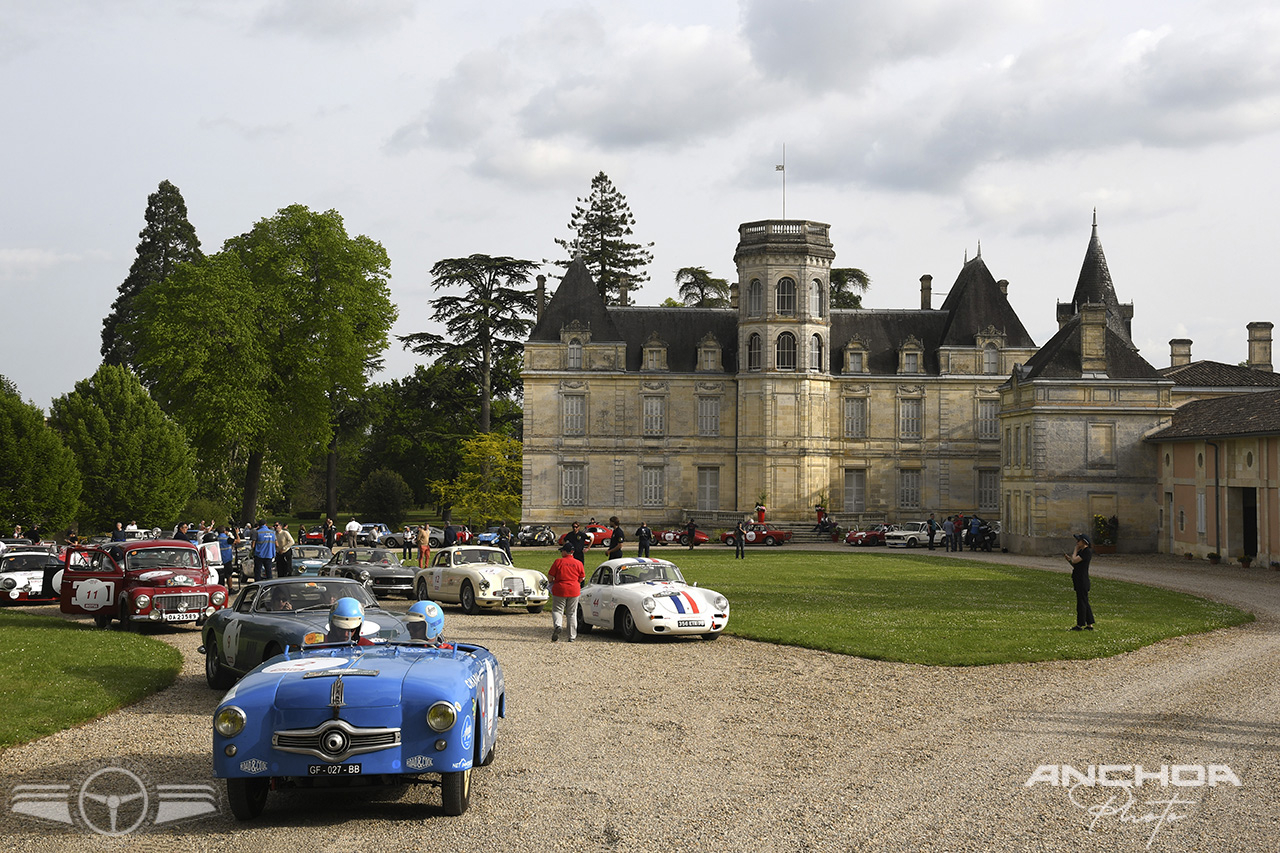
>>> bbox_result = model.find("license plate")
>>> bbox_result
[309,763,362,776]
[677,619,705,628]
[162,612,198,622]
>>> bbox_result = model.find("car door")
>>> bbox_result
[581,566,615,628]
[59,546,123,617]
[427,551,456,602]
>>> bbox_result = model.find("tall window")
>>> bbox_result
[844,469,866,512]
[697,397,720,437]
[848,351,864,373]
[809,334,824,372]
[643,396,665,437]
[776,277,796,315]
[697,467,719,512]
[809,279,824,317]
[1013,426,1022,466]
[641,466,664,507]
[776,333,797,370]
[904,352,919,373]
[899,469,921,509]
[567,339,582,369]
[645,349,662,370]
[1024,423,1033,466]
[977,400,999,440]
[562,395,585,436]
[899,398,921,440]
[747,334,762,371]
[748,279,763,316]
[983,343,999,374]
[843,398,867,438]
[700,347,720,371]
[978,469,999,510]
[561,464,584,506]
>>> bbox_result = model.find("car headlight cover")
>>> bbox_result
[642,597,656,613]
[212,590,226,605]
[714,594,729,611]
[215,705,247,737]
[132,594,150,611]
[427,701,457,732]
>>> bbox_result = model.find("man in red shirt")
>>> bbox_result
[548,542,585,643]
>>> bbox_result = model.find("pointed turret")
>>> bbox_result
[1057,211,1134,342]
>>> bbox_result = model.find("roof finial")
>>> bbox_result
[976,239,982,259]
[964,248,968,264]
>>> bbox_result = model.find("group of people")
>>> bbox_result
[930,513,991,552]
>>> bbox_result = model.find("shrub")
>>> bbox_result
[356,468,414,527]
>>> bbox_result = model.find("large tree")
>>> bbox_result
[49,364,196,532]
[101,180,203,369]
[128,205,396,522]
[399,254,537,434]
[554,171,653,305]
[429,433,523,526]
[830,267,871,309]
[676,266,731,307]
[0,381,81,534]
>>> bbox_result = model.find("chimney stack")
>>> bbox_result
[1169,338,1192,367]
[618,277,629,307]
[1247,322,1274,372]
[1079,303,1108,375]
[730,280,740,310]
[536,275,546,322]
[920,275,933,310]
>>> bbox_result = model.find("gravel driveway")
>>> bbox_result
[1,550,1277,852]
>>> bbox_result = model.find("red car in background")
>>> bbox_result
[845,524,895,546]
[557,525,612,549]
[721,523,792,547]
[653,528,709,547]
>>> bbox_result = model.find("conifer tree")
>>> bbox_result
[101,180,203,368]
[676,266,731,307]
[830,268,871,309]
[554,172,653,305]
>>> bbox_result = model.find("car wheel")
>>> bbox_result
[723,535,736,547]
[440,768,471,816]
[764,536,776,546]
[384,536,398,549]
[599,537,611,549]
[617,607,640,643]
[907,538,918,548]
[459,581,479,615]
[416,579,432,601]
[480,741,496,767]
[226,777,269,821]
[93,613,112,629]
[576,604,593,633]
[206,637,235,689]
[526,604,545,614]
[679,535,690,546]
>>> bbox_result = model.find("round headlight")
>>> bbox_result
[212,590,226,605]
[359,570,371,582]
[0,578,15,590]
[214,706,247,737]
[642,597,656,613]
[479,579,490,591]
[539,578,549,590]
[133,594,150,611]
[426,701,457,733]
[714,595,729,611]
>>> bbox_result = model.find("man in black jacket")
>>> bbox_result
[1065,533,1096,631]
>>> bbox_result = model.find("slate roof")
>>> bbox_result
[1147,388,1280,440]
[612,307,739,373]
[1062,215,1132,344]
[1018,314,1162,380]
[1157,360,1280,388]
[829,310,948,374]
[936,255,1035,349]
[528,259,621,343]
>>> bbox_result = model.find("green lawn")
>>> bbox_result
[573,547,1254,665]
[0,611,183,750]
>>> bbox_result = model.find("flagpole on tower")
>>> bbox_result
[776,145,786,219]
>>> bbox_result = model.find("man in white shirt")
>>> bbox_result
[345,517,361,548]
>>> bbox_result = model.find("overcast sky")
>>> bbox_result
[4,0,1279,410]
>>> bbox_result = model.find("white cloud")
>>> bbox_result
[0,248,84,280]
[253,0,416,40]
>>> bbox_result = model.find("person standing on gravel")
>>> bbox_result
[606,516,624,561]
[1065,533,1096,631]
[548,542,585,642]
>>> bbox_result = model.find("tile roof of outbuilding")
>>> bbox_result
[1157,360,1280,387]
[1147,388,1280,440]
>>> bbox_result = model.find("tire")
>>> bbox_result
[764,536,776,546]
[459,581,479,615]
[480,741,496,767]
[907,538,918,548]
[93,613,112,629]
[526,605,544,614]
[598,537,611,549]
[723,535,736,548]
[679,535,690,546]
[440,768,471,816]
[617,607,640,642]
[384,536,399,549]
[206,636,235,689]
[226,777,269,820]
[576,604,593,633]
[416,579,431,601]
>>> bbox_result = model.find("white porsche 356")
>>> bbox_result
[577,557,730,642]
[413,546,550,614]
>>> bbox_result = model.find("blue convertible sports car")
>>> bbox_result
[212,638,505,818]
[201,578,412,688]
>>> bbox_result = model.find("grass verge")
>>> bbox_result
[567,547,1254,665]
[0,611,183,750]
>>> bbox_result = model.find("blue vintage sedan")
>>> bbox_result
[201,577,411,688]
[212,639,504,818]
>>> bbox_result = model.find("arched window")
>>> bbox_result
[809,334,824,371]
[567,339,582,369]
[748,279,763,317]
[776,278,796,315]
[983,343,999,374]
[776,332,797,370]
[747,334,762,370]
[810,279,824,317]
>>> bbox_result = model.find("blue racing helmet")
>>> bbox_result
[330,597,364,632]
[407,600,444,641]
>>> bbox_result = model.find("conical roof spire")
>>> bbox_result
[1068,211,1132,344]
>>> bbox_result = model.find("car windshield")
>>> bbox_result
[294,546,328,559]
[126,548,199,570]
[2,554,57,570]
[339,549,401,565]
[455,549,511,566]
[614,563,685,585]
[253,579,377,613]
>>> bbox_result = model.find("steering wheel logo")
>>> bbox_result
[76,767,149,836]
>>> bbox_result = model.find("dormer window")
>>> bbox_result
[844,337,868,374]
[642,333,668,371]
[898,335,924,375]
[697,332,722,372]
[983,343,999,374]
[567,339,582,369]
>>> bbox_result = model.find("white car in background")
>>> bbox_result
[885,522,931,548]
[414,546,549,614]
[578,557,730,642]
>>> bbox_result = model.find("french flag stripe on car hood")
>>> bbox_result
[670,592,699,614]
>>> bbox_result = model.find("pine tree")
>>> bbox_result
[554,172,653,305]
[830,268,871,309]
[101,180,203,368]
[676,266,731,307]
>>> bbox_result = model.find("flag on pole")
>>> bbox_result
[775,164,784,171]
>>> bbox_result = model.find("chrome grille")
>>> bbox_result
[502,577,527,595]
[273,719,401,762]
[152,592,208,613]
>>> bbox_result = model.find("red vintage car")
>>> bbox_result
[653,528,709,547]
[721,523,792,547]
[845,524,895,547]
[557,525,612,548]
[58,539,229,630]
